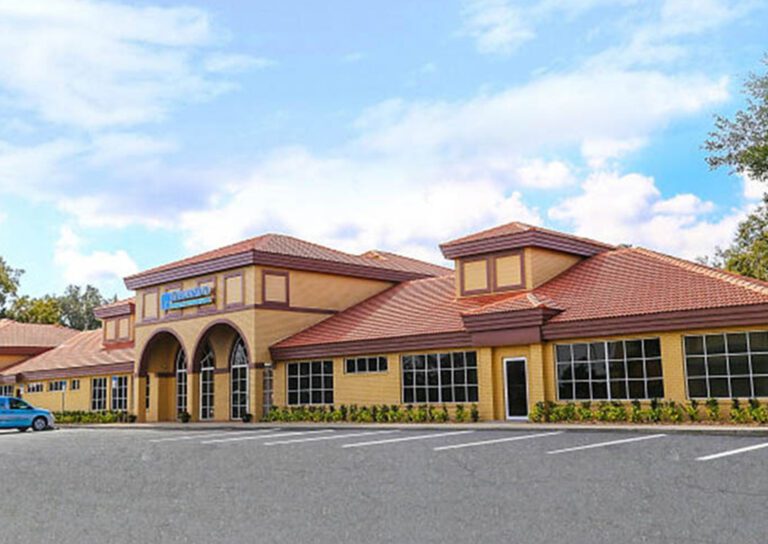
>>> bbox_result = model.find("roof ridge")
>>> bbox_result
[632,247,768,296]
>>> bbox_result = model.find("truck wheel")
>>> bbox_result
[32,417,47,432]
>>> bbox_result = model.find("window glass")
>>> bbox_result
[91,378,107,411]
[287,360,334,405]
[401,351,478,404]
[685,331,768,398]
[555,338,663,401]
[230,338,249,420]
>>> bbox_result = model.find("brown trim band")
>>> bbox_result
[542,304,768,340]
[441,229,612,259]
[0,346,50,356]
[94,301,135,319]
[248,362,266,369]
[103,340,135,350]
[15,362,134,382]
[270,331,473,361]
[125,249,431,290]
[461,307,560,333]
[136,303,336,329]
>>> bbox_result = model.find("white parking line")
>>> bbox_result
[265,430,399,446]
[546,433,666,455]
[697,441,768,461]
[149,429,277,443]
[341,430,474,449]
[201,429,333,444]
[433,431,563,451]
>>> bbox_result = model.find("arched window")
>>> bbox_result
[230,338,249,420]
[175,349,187,418]
[200,343,215,420]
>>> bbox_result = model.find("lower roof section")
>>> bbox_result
[0,329,134,383]
[272,246,768,360]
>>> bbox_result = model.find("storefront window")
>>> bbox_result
[401,351,478,404]
[685,331,768,398]
[287,360,333,405]
[556,338,663,401]
[230,338,249,419]
[200,343,215,419]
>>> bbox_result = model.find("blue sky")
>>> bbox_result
[0,0,766,299]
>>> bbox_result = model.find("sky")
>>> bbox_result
[0,0,766,299]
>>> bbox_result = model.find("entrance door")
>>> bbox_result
[504,358,528,419]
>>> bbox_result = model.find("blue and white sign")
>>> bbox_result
[161,286,214,311]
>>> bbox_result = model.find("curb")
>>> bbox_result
[58,421,768,436]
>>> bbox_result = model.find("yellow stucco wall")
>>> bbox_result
[0,354,28,372]
[20,374,132,413]
[274,346,495,420]
[524,247,582,289]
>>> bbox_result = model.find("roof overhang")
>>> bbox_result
[440,230,612,260]
[542,303,768,340]
[125,250,432,290]
[94,300,135,319]
[14,361,135,382]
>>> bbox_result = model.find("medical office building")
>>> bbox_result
[3,221,768,422]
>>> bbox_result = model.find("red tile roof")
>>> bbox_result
[272,246,768,352]
[0,329,134,378]
[538,247,768,322]
[93,297,135,319]
[0,320,78,348]
[441,221,614,250]
[359,250,451,276]
[125,234,449,287]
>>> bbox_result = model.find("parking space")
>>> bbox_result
[1,426,767,543]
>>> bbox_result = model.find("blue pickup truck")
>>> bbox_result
[0,396,55,432]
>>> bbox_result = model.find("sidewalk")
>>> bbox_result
[61,421,768,436]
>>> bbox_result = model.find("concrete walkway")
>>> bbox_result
[60,420,768,436]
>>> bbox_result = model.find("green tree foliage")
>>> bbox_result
[706,195,768,281]
[59,284,108,331]
[0,256,112,329]
[705,56,768,183]
[0,257,23,316]
[6,295,62,325]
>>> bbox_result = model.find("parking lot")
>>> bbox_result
[2,426,767,543]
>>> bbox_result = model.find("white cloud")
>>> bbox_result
[0,139,86,197]
[203,54,276,73]
[460,0,641,56]
[354,70,728,161]
[176,147,541,259]
[588,0,757,69]
[548,170,747,258]
[342,52,365,63]
[742,173,765,201]
[515,159,575,188]
[54,226,138,286]
[460,0,535,55]
[0,0,254,128]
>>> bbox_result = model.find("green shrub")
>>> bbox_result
[629,400,643,423]
[576,401,593,421]
[660,401,683,423]
[530,401,547,423]
[454,404,467,422]
[705,398,720,421]
[685,400,699,422]
[730,399,751,424]
[470,403,480,422]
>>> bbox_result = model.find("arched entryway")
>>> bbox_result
[139,329,189,422]
[191,320,254,422]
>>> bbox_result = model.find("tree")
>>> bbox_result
[6,295,62,325]
[705,55,768,183]
[0,257,23,316]
[58,284,108,331]
[704,195,768,281]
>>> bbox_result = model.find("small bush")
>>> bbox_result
[454,404,467,422]
[705,398,720,421]
[470,403,480,423]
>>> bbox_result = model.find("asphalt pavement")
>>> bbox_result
[1,426,766,543]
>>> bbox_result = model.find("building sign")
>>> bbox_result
[161,286,214,311]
